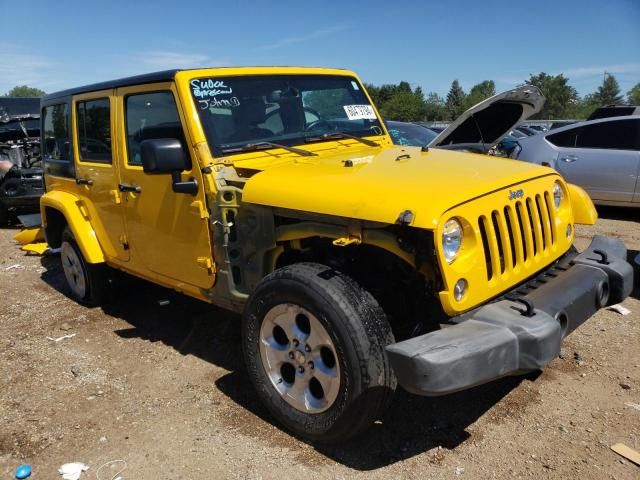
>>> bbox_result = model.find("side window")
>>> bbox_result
[125,91,190,168]
[77,99,112,163]
[546,127,579,148]
[575,119,638,150]
[42,103,74,177]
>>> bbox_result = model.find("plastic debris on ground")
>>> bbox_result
[21,242,49,255]
[5,264,23,271]
[47,333,76,342]
[15,464,32,479]
[96,459,127,480]
[58,462,89,480]
[608,304,631,316]
[625,402,640,411]
[610,443,640,466]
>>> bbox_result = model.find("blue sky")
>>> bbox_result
[1,0,638,99]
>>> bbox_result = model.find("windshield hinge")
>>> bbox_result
[196,256,214,274]
[190,200,210,219]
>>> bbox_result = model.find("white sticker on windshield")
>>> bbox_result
[343,104,376,120]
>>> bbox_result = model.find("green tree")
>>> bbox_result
[424,92,446,121]
[4,85,46,97]
[525,73,578,119]
[445,80,466,120]
[562,95,598,119]
[591,74,623,106]
[463,80,496,109]
[626,82,640,105]
[364,83,381,106]
[379,90,427,122]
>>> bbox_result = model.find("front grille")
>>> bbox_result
[478,190,556,281]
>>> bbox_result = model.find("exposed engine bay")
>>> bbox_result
[0,98,43,224]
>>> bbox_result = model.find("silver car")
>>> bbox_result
[512,115,640,207]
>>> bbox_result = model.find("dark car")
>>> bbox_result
[550,120,577,130]
[386,121,438,147]
[0,97,43,226]
[587,104,640,121]
[515,126,539,136]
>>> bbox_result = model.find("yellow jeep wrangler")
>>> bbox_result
[38,67,633,443]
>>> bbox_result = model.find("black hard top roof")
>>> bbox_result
[43,70,180,102]
[42,66,353,103]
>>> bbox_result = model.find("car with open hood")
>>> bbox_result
[428,85,545,155]
[388,86,545,157]
[0,97,43,225]
[30,67,632,443]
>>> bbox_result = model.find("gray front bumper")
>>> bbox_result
[386,235,634,396]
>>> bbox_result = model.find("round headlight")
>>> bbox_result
[442,218,463,264]
[553,181,563,209]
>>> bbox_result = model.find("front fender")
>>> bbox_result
[40,190,105,264]
[567,183,597,225]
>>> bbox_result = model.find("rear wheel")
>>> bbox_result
[61,227,108,305]
[242,262,396,443]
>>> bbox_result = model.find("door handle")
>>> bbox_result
[559,155,578,163]
[118,183,141,193]
[76,178,94,186]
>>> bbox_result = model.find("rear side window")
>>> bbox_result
[575,119,638,150]
[546,128,579,148]
[77,98,112,163]
[42,103,74,177]
[125,91,190,168]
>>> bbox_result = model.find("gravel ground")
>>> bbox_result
[0,206,638,480]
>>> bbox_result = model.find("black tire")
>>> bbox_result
[242,262,396,443]
[60,227,109,306]
[0,206,8,227]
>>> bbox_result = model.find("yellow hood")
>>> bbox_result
[241,146,557,229]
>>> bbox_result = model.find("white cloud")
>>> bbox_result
[134,51,226,69]
[559,63,640,78]
[258,25,350,51]
[0,44,61,94]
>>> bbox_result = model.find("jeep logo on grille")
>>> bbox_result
[508,189,524,200]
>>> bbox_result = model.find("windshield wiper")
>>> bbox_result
[304,132,380,147]
[221,141,316,156]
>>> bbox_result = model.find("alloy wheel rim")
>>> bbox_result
[61,242,87,299]
[259,303,341,413]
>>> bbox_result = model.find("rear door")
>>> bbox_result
[550,118,640,203]
[72,90,129,262]
[115,83,214,289]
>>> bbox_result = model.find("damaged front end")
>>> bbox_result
[0,98,44,225]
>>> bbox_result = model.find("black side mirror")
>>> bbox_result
[140,138,198,195]
[141,138,187,173]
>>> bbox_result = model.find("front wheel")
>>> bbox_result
[242,263,396,443]
[60,227,109,306]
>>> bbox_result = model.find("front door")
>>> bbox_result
[115,83,214,289]
[556,118,640,203]
[72,90,129,262]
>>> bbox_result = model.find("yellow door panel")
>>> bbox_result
[72,89,129,262]
[115,82,214,289]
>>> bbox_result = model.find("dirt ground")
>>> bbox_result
[0,207,638,480]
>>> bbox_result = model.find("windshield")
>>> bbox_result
[386,121,438,147]
[190,74,383,156]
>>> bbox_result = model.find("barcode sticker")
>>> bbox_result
[343,105,377,120]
